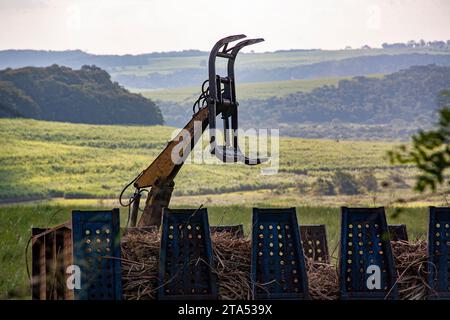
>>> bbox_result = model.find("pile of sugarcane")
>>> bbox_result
[391,239,430,300]
[121,229,160,300]
[120,231,431,300]
[305,259,339,300]
[120,231,256,300]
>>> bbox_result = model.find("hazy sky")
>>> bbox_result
[1,0,449,54]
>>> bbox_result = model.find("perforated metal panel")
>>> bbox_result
[339,207,398,300]
[428,207,450,299]
[388,224,408,241]
[300,225,330,263]
[210,224,244,238]
[72,209,122,300]
[251,208,309,300]
[158,208,218,300]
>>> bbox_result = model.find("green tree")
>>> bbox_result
[388,90,450,192]
[0,65,164,125]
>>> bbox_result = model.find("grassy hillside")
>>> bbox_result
[111,47,449,75]
[137,75,384,102]
[2,47,445,73]
[0,118,408,201]
[2,47,449,90]
[114,53,450,89]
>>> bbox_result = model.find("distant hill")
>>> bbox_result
[2,48,450,89]
[115,53,450,89]
[0,65,163,125]
[159,65,450,140]
[245,64,450,124]
[0,49,205,70]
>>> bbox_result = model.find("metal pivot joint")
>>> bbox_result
[207,34,267,165]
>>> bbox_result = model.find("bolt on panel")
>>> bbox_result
[72,209,122,300]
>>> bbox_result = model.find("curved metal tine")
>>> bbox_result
[213,34,247,54]
[227,38,265,144]
[236,145,268,165]
[214,145,268,165]
[208,35,247,159]
[225,38,267,165]
[208,34,246,98]
[209,35,246,68]
[227,38,264,75]
[223,38,264,55]
[229,38,265,57]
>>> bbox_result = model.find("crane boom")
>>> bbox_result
[132,107,209,226]
[134,106,209,189]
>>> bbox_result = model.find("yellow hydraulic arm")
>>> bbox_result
[134,107,208,190]
[125,107,209,226]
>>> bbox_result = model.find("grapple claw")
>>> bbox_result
[207,35,267,165]
[213,145,268,165]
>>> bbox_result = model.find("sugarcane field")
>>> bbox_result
[1,1,450,317]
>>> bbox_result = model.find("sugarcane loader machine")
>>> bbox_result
[120,35,266,227]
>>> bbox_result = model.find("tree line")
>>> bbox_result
[382,39,450,50]
[0,65,164,125]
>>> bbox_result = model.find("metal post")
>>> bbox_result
[129,191,141,227]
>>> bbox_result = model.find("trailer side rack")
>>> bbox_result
[428,207,450,299]
[339,207,398,300]
[251,208,309,299]
[158,208,218,300]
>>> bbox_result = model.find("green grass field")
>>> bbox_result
[136,75,384,103]
[0,202,430,299]
[0,118,405,201]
